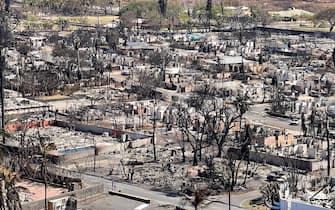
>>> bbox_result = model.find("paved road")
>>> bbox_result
[245,104,301,134]
[78,194,146,210]
[80,173,261,210]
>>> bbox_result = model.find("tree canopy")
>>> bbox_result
[251,7,272,27]
[24,0,114,15]
[314,8,335,32]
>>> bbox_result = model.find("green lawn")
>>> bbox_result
[292,26,330,32]
[45,15,119,25]
[18,14,119,31]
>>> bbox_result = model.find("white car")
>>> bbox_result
[289,119,299,125]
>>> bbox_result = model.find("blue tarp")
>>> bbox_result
[59,146,94,155]
[187,34,206,41]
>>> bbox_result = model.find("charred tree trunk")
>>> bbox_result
[181,147,186,163]
[193,147,198,166]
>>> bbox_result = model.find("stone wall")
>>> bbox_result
[250,151,331,172]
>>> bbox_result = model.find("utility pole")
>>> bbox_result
[220,58,225,89]
[93,136,96,172]
[206,0,212,32]
[73,36,81,82]
[136,7,140,36]
[327,115,331,177]
[227,159,233,210]
[118,0,121,16]
[43,157,48,210]
[160,48,166,82]
[152,91,157,161]
[0,55,4,144]
[228,188,231,210]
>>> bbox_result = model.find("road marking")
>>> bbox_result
[134,204,149,210]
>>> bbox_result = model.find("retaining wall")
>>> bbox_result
[22,184,104,210]
[48,146,96,164]
[250,151,331,172]
[54,120,149,140]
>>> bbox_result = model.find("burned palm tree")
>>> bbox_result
[261,182,280,209]
[233,93,250,130]
[301,112,307,137]
[182,184,209,210]
[205,0,212,31]
[158,0,167,17]
[36,134,56,210]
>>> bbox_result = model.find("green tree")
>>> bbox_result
[52,43,76,58]
[24,0,95,15]
[105,30,119,51]
[132,70,163,100]
[16,43,31,56]
[165,5,181,31]
[251,7,272,27]
[314,8,335,32]
[206,0,212,30]
[158,0,167,17]
[58,17,68,31]
[37,134,56,210]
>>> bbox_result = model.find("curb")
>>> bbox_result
[109,191,151,204]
